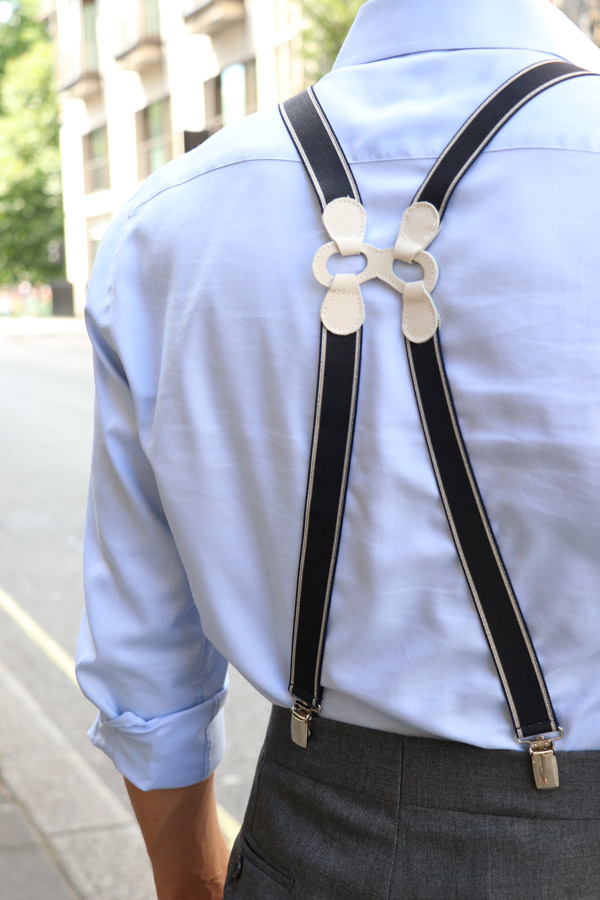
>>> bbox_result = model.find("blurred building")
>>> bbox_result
[40,0,305,314]
[553,0,600,40]
[42,0,600,315]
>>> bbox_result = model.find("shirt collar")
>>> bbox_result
[333,0,600,71]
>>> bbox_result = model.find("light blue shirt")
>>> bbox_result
[79,0,600,790]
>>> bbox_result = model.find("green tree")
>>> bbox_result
[0,0,45,85]
[301,0,367,81]
[0,0,64,285]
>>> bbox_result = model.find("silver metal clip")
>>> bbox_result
[529,739,559,790]
[290,702,314,749]
[519,728,563,790]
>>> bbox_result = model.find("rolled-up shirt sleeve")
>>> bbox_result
[77,202,228,792]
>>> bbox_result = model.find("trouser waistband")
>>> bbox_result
[265,705,600,818]
[224,708,600,899]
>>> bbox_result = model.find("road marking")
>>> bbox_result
[217,803,241,847]
[0,585,77,685]
[0,583,241,846]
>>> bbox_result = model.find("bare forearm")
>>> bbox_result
[125,774,230,900]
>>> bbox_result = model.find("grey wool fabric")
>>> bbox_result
[223,706,600,899]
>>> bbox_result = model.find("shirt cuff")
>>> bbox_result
[87,688,227,790]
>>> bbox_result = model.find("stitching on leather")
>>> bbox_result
[402,286,436,343]
[324,197,366,242]
[321,291,363,332]
[398,205,439,254]
[315,201,440,338]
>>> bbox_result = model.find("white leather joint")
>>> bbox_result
[394,202,441,264]
[313,198,442,342]
[322,197,366,257]
[320,273,365,336]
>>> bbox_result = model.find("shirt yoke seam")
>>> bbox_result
[103,140,600,316]
[102,142,600,312]
[127,143,600,219]
[127,156,301,217]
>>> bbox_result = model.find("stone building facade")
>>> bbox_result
[42,0,304,314]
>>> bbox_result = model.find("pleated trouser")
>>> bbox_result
[223,706,600,900]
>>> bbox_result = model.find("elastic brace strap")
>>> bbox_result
[280,87,362,709]
[406,59,592,738]
[281,60,591,739]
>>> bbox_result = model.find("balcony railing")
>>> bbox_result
[60,67,101,98]
[183,0,245,36]
[59,0,101,97]
[115,0,162,71]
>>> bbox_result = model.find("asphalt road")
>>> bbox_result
[0,318,270,840]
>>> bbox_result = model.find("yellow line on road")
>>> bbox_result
[217,804,241,848]
[0,583,241,846]
[0,585,77,685]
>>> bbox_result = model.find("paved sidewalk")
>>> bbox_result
[0,315,87,338]
[0,313,245,898]
[0,314,154,898]
[0,663,156,900]
[0,775,78,900]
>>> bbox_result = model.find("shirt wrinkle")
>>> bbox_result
[79,0,600,790]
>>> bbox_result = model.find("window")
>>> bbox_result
[203,75,222,132]
[59,0,99,82]
[275,38,304,101]
[184,131,211,152]
[58,0,102,94]
[88,218,111,274]
[245,58,258,116]
[59,0,82,83]
[220,62,246,127]
[203,59,257,133]
[274,0,293,32]
[83,126,110,193]
[137,99,172,179]
[142,0,160,37]
[119,0,138,49]
[183,0,245,36]
[82,0,99,72]
[119,0,160,50]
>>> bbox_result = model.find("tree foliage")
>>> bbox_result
[0,0,64,284]
[301,0,367,81]
[0,0,45,84]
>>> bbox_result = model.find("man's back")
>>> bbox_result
[80,0,600,792]
[79,1,600,895]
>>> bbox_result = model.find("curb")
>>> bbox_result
[0,663,156,900]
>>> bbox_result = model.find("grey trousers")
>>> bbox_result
[223,706,600,900]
